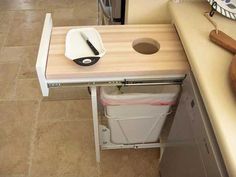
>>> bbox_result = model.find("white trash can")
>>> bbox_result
[100,85,180,144]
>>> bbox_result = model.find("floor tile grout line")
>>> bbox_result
[27,99,42,177]
[0,60,24,65]
[0,98,92,102]
[1,8,45,48]
[0,10,11,55]
[4,44,40,48]
[41,98,91,101]
[0,98,42,102]
[13,78,40,83]
[0,62,37,98]
[0,10,39,61]
[0,41,20,100]
[65,100,70,120]
[1,9,15,48]
[16,77,39,81]
[0,6,74,13]
[12,60,22,100]
[97,161,102,177]
[0,44,39,48]
[0,45,39,63]
[38,118,94,124]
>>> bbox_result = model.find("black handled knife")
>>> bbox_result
[81,32,99,55]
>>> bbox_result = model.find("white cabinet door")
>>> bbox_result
[160,73,228,177]
[159,77,207,177]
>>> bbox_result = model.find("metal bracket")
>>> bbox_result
[121,79,183,86]
[99,125,163,149]
[47,77,184,88]
[48,83,61,87]
[210,1,217,17]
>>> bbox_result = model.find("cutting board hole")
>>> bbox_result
[132,38,160,55]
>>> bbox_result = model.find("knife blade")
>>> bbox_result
[81,32,99,55]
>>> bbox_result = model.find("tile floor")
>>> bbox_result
[0,0,160,177]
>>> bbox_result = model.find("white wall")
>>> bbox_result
[125,0,205,24]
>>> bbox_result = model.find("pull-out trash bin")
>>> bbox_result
[100,85,180,144]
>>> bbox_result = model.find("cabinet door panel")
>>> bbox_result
[185,76,227,177]
[160,81,206,177]
[160,74,227,177]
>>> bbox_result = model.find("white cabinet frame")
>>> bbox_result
[36,13,52,96]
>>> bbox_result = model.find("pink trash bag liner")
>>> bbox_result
[100,85,180,106]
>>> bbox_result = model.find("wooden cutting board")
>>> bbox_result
[46,24,189,80]
[230,56,236,92]
[210,30,236,92]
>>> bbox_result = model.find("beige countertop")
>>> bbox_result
[169,2,236,176]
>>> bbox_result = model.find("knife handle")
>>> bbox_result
[86,40,99,55]
[209,30,236,54]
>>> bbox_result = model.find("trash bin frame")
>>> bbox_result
[105,110,171,144]
[99,85,179,149]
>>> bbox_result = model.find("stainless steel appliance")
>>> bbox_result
[98,0,125,25]
[160,73,228,177]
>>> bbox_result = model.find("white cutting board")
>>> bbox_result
[65,28,106,60]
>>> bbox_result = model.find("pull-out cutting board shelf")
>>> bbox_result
[36,13,189,163]
[46,24,189,80]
